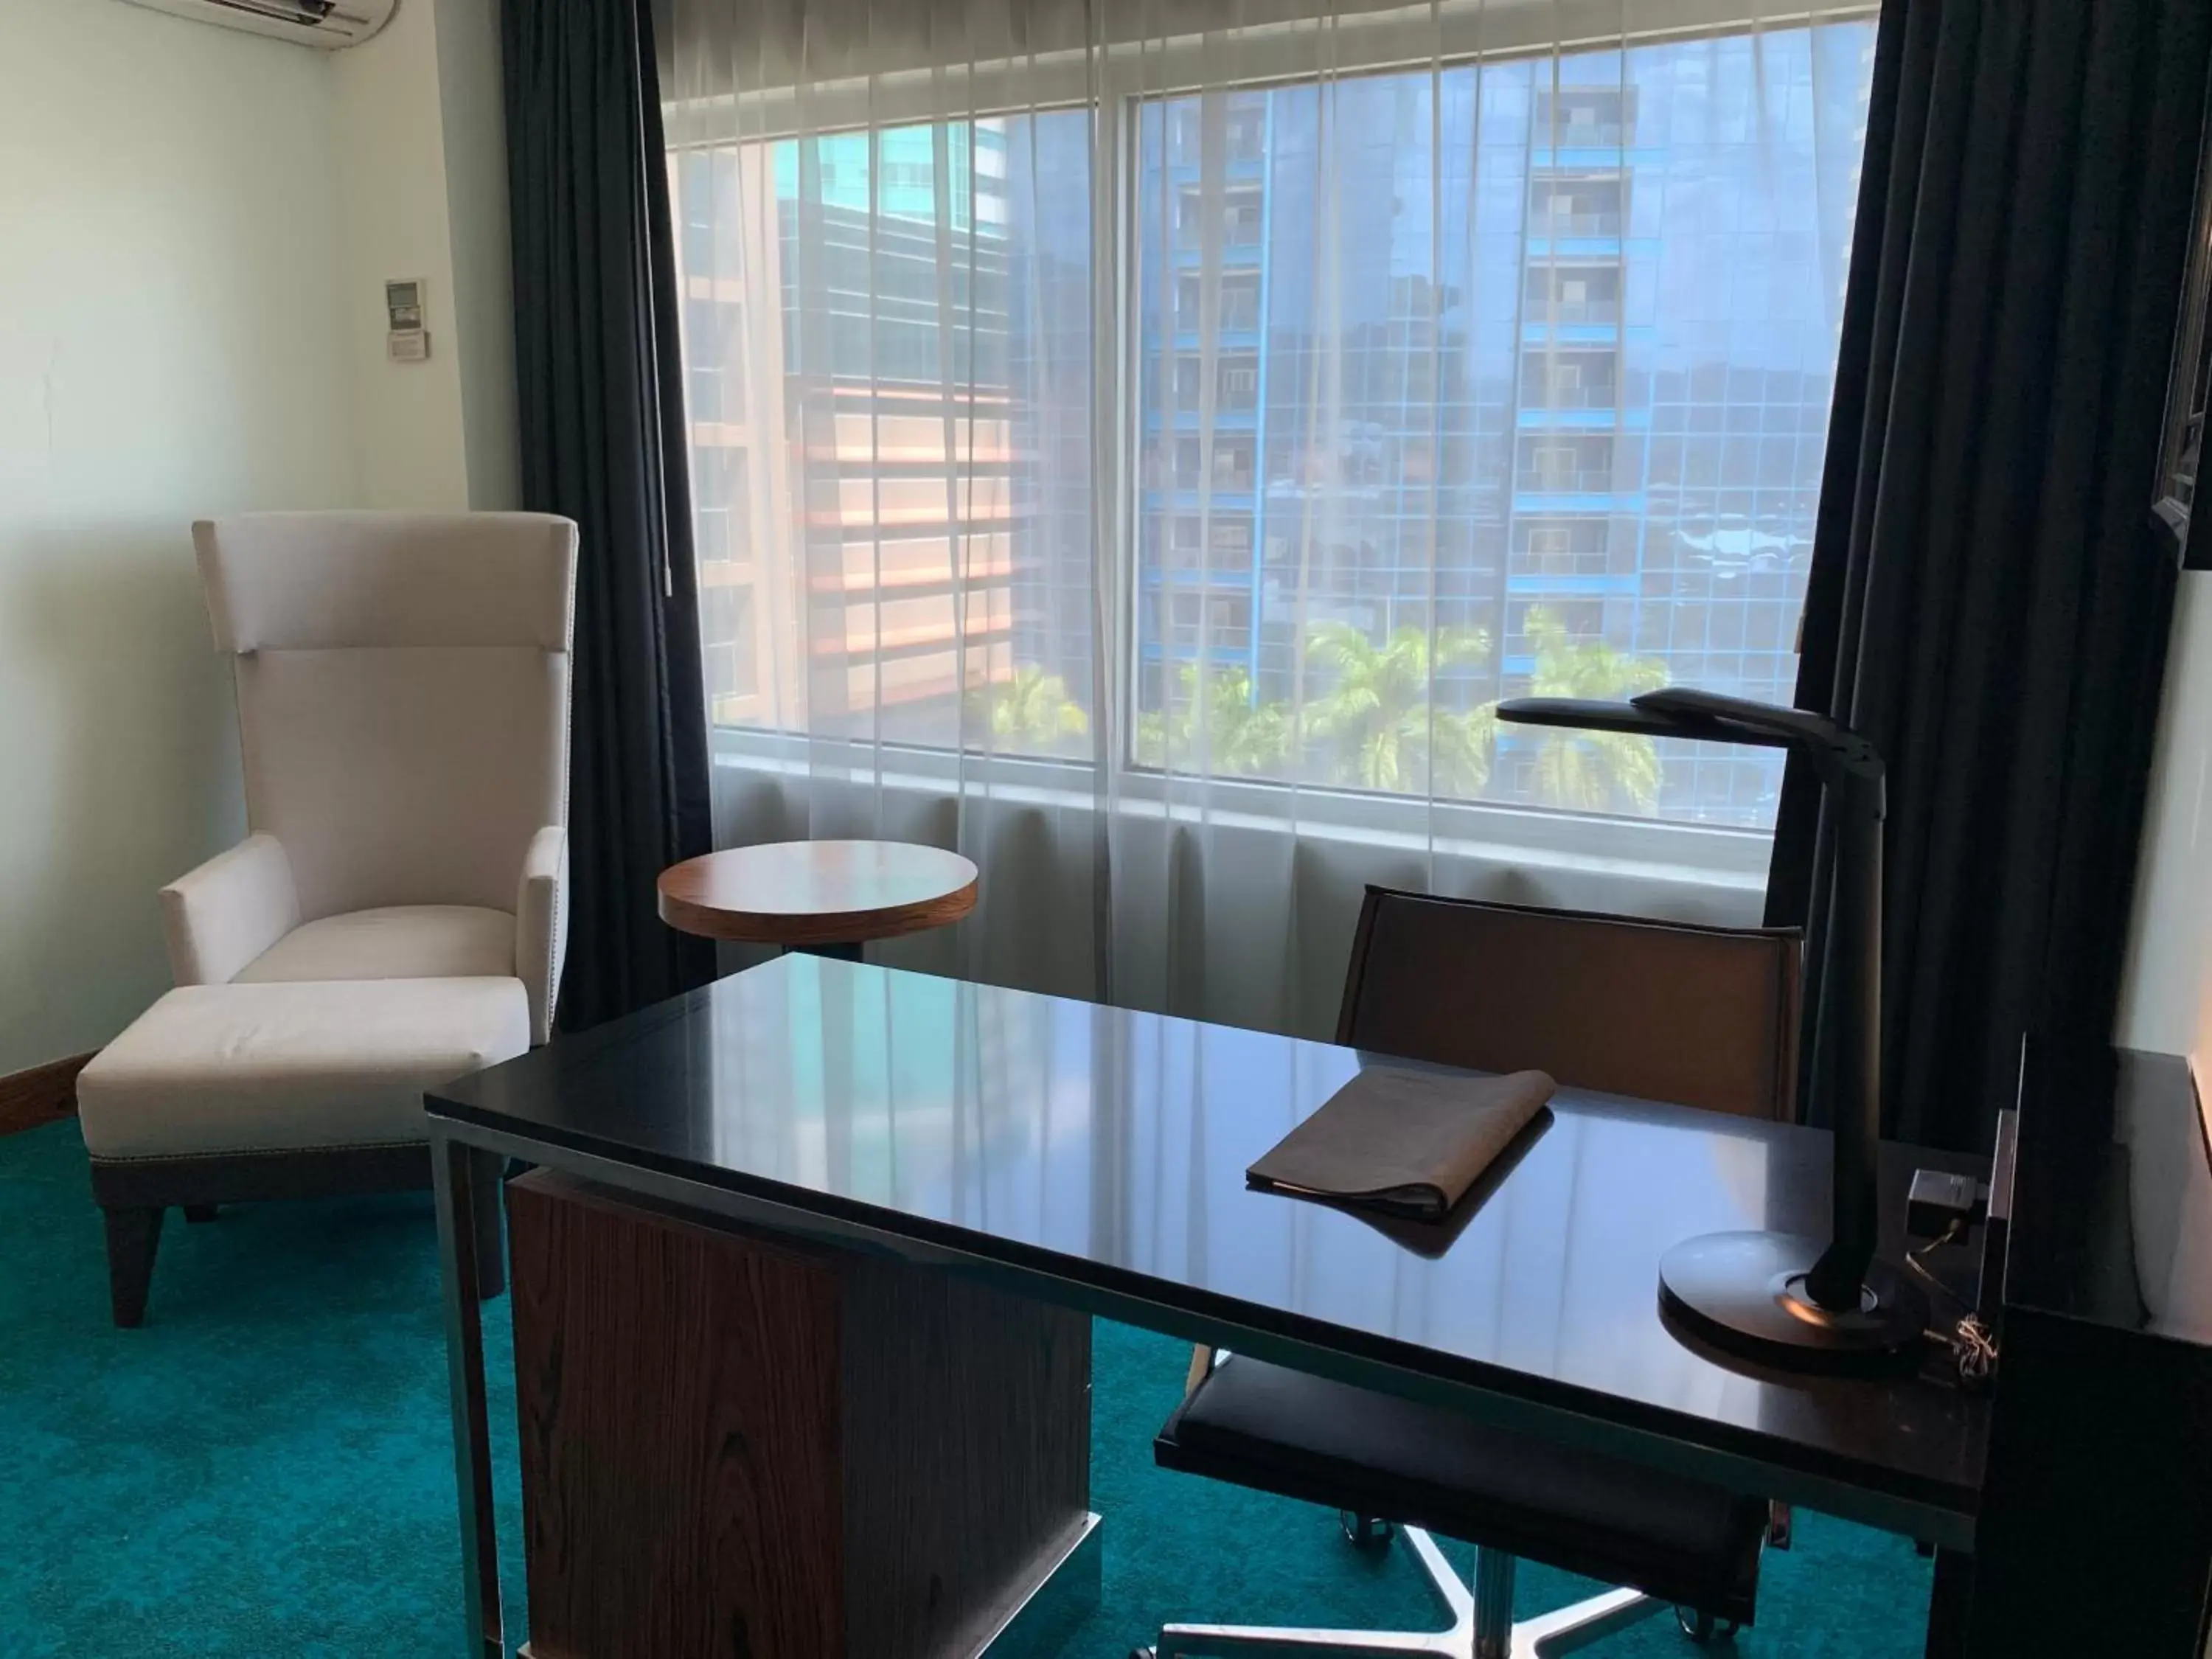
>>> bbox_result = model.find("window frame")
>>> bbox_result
[669,5,1874,862]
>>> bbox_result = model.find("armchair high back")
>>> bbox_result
[174,513,579,1041]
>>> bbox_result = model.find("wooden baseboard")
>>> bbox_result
[0,1051,94,1138]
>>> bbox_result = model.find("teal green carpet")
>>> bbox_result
[0,1121,1933,1656]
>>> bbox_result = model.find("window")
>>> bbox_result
[1222,279,1260,332]
[669,18,1877,827]
[1530,173,1625,237]
[1226,106,1267,161]
[1209,518,1253,571]
[1162,516,1256,573]
[1518,519,1612,577]
[1524,262,1621,324]
[1180,185,1265,247]
[1534,86,1638,147]
[681,297,746,424]
[1521,348,1618,409]
[700,581,759,709]
[1169,97,1270,166]
[1172,434,1255,491]
[1172,353,1259,411]
[1178,273,1262,332]
[1166,589,1253,650]
[690,448,751,564]
[1520,435,1615,493]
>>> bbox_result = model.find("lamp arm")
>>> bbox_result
[1496,686,1890,1318]
[1494,696,1794,748]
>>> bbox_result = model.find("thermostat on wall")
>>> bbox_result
[386,279,430,362]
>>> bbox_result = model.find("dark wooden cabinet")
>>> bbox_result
[505,1171,1095,1659]
[1961,1048,2212,1656]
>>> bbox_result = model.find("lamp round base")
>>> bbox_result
[1658,1231,1930,1372]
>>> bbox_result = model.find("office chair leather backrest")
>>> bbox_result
[1336,888,1802,1120]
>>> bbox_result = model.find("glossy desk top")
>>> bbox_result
[429,956,1989,1526]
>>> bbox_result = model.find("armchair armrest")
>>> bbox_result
[159,833,300,987]
[516,825,568,1045]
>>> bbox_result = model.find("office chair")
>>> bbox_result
[1142,888,1802,1658]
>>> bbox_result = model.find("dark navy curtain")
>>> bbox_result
[504,0,716,1029]
[1770,0,2210,1150]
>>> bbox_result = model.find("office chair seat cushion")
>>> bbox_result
[1157,1357,1763,1624]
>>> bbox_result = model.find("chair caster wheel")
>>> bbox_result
[1676,1607,1738,1644]
[1340,1512,1393,1549]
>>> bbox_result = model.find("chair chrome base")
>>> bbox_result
[1143,1524,1663,1658]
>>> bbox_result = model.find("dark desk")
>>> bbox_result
[426,955,1989,1658]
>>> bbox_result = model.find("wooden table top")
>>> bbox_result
[657,840,979,947]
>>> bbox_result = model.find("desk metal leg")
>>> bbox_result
[1922,1546,1972,1659]
[433,1130,505,1659]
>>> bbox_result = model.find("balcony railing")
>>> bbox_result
[1524,384,1620,411]
[1533,212,1623,237]
[1525,300,1621,326]
[1517,467,1616,493]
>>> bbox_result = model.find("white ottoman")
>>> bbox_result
[77,977,529,1326]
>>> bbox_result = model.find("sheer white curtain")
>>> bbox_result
[656,0,1877,1036]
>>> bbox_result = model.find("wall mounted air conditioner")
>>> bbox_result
[119,0,397,49]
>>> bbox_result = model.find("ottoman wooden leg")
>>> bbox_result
[102,1206,165,1328]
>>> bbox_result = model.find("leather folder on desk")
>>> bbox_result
[1248,1065,1555,1222]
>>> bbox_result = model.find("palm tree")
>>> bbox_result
[1136,662,1292,775]
[1304,622,1493,795]
[971,664,1088,754]
[1517,605,1669,811]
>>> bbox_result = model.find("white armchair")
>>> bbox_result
[74,512,577,1325]
[163,512,578,1043]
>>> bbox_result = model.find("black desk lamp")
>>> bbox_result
[1495,686,1927,1368]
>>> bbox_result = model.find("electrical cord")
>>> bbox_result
[1947,1314,2000,1390]
[1905,1218,1970,1308]
[1907,1218,1999,1390]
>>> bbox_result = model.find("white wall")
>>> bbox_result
[2117,573,2212,1074]
[0,0,520,1077]
[0,0,358,1074]
[330,0,516,512]
[431,0,521,512]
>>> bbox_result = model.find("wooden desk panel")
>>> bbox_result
[507,1171,1092,1659]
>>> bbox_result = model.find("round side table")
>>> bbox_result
[657,839,978,961]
